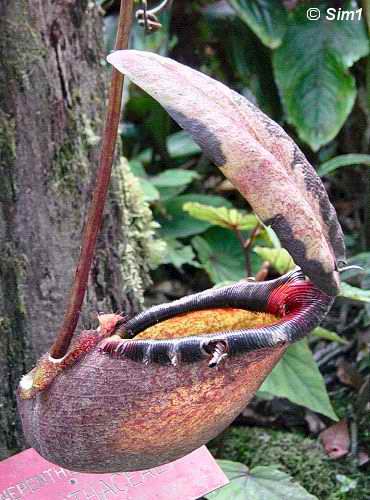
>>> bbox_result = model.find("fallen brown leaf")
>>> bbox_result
[320,419,350,459]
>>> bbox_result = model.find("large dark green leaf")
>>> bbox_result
[206,461,317,500]
[229,0,288,49]
[161,239,201,270]
[192,227,248,284]
[273,2,369,151]
[157,195,232,239]
[205,12,281,116]
[259,340,338,420]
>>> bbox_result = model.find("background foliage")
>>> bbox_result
[101,1,369,497]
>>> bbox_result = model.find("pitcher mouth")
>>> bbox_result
[100,269,334,367]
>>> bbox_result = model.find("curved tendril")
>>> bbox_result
[136,0,172,33]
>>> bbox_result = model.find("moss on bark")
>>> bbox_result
[0,112,30,458]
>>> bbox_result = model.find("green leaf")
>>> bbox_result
[157,186,189,202]
[183,202,257,230]
[151,167,199,201]
[151,169,199,188]
[128,160,160,202]
[192,227,247,284]
[138,178,160,202]
[263,225,282,249]
[205,13,281,117]
[157,195,232,239]
[206,461,317,500]
[312,327,348,345]
[136,131,201,163]
[253,246,295,274]
[229,0,288,49]
[167,131,202,158]
[340,282,370,303]
[161,238,200,270]
[128,161,195,202]
[259,340,338,420]
[128,159,147,178]
[273,3,369,151]
[318,154,370,176]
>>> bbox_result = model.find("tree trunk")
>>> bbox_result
[0,0,150,459]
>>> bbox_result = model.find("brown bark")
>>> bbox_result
[0,0,149,459]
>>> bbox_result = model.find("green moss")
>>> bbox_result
[51,113,99,193]
[0,112,29,365]
[210,427,370,500]
[0,115,16,165]
[0,245,29,457]
[0,4,47,90]
[52,140,77,191]
[0,115,16,209]
[114,158,166,307]
[0,317,11,335]
[52,141,87,194]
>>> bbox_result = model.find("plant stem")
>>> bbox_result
[50,0,134,359]
[235,223,261,278]
[255,261,270,282]
[234,227,248,275]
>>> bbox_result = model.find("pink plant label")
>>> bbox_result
[0,446,228,500]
